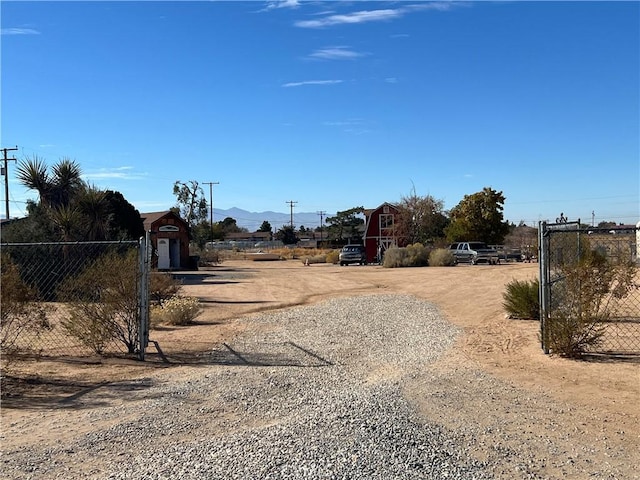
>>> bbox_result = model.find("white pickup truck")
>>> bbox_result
[449,242,500,265]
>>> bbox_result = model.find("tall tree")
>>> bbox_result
[325,207,365,242]
[172,180,208,228]
[275,225,299,245]
[445,187,510,245]
[258,221,273,234]
[394,190,449,245]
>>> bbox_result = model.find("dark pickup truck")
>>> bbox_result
[449,242,500,265]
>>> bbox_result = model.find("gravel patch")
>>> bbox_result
[1,295,633,479]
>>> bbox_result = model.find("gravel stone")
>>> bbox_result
[0,295,632,479]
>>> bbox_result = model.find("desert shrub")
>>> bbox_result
[0,253,50,358]
[150,272,182,305]
[301,254,327,265]
[151,295,202,326]
[57,249,140,354]
[503,278,540,319]
[428,248,456,267]
[383,243,429,268]
[546,248,637,357]
[325,250,340,264]
[198,248,221,266]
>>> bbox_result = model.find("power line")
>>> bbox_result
[286,200,298,228]
[203,181,220,241]
[1,146,18,220]
[317,210,326,242]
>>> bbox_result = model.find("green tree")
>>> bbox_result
[445,187,510,245]
[217,216,247,236]
[275,225,299,245]
[14,157,143,242]
[258,220,273,234]
[394,190,449,245]
[172,180,208,228]
[326,207,365,242]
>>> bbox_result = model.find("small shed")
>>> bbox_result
[363,203,401,263]
[141,211,191,270]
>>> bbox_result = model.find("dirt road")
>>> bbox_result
[2,259,638,478]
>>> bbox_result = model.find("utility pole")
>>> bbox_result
[1,146,18,220]
[286,200,298,228]
[203,181,219,243]
[317,210,326,244]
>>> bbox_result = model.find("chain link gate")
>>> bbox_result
[539,221,640,355]
[1,235,151,360]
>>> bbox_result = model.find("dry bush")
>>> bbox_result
[151,295,202,326]
[1,253,50,358]
[301,254,327,265]
[547,248,637,357]
[325,250,340,264]
[150,272,182,305]
[383,244,429,268]
[428,248,456,267]
[57,249,140,354]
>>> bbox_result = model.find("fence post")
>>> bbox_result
[538,221,550,354]
[137,232,151,360]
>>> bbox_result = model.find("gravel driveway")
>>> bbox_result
[2,295,634,479]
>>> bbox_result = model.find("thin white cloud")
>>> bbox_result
[294,3,457,28]
[390,33,410,38]
[309,46,365,60]
[385,77,398,84]
[1,28,40,35]
[84,166,145,181]
[295,9,403,28]
[262,0,300,11]
[282,79,343,88]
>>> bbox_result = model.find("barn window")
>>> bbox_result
[380,214,394,230]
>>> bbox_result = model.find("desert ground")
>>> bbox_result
[2,258,638,478]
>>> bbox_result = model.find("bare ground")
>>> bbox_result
[2,259,639,477]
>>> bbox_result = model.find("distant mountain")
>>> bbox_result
[213,207,330,232]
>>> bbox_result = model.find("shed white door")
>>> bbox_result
[157,239,170,270]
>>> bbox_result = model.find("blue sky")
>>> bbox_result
[2,1,638,228]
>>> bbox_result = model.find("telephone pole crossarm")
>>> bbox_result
[286,200,298,228]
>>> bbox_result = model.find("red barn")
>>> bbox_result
[363,203,401,263]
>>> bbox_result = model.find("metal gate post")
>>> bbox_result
[539,221,550,353]
[137,231,151,360]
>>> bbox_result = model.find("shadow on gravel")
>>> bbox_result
[1,376,158,410]
[146,341,333,368]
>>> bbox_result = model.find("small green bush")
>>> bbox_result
[383,243,429,268]
[503,278,540,319]
[428,248,456,267]
[151,295,203,326]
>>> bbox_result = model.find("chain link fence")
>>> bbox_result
[1,239,150,360]
[539,222,640,355]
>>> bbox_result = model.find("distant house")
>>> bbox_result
[141,211,191,270]
[224,231,272,243]
[363,202,402,263]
